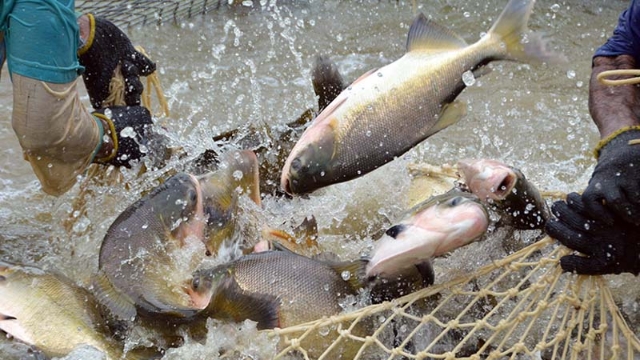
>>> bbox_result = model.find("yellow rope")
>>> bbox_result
[135,46,170,118]
[596,69,640,86]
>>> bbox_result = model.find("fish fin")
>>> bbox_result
[91,271,137,321]
[427,100,467,136]
[312,55,346,112]
[213,276,281,330]
[406,13,467,53]
[125,347,165,360]
[260,228,297,252]
[472,65,492,79]
[415,260,435,286]
[328,259,370,291]
[222,150,262,206]
[487,0,566,63]
[293,215,320,249]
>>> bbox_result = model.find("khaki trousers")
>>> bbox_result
[11,74,100,196]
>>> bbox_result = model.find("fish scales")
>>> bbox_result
[231,251,354,325]
[335,48,494,178]
[281,0,565,194]
[0,264,122,359]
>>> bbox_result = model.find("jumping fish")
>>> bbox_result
[366,190,489,278]
[281,0,563,195]
[96,172,209,319]
[457,158,549,229]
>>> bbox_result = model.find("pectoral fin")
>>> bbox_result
[426,100,467,136]
[92,271,137,321]
[210,276,281,330]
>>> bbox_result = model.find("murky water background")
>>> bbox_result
[0,0,635,358]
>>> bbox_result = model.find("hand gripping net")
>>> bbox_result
[268,236,640,360]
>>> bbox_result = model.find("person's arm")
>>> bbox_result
[589,55,640,139]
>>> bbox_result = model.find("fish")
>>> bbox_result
[366,189,489,278]
[251,215,320,256]
[457,158,549,229]
[96,171,209,319]
[198,149,262,255]
[0,261,123,359]
[281,0,564,195]
[188,250,368,330]
[195,55,346,196]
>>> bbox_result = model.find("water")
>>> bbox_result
[0,0,634,358]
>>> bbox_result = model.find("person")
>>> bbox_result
[546,0,640,276]
[0,0,156,196]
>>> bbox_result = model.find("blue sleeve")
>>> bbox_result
[595,0,640,60]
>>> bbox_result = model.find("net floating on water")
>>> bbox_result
[268,236,640,360]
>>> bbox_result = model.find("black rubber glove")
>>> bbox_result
[93,106,153,168]
[546,192,640,275]
[582,127,640,226]
[78,14,156,109]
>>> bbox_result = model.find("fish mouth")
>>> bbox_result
[492,171,517,200]
[281,123,336,195]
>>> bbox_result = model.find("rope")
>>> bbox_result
[135,45,170,118]
[596,69,640,86]
[101,46,170,117]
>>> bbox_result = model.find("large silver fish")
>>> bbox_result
[281,0,563,195]
[0,261,123,359]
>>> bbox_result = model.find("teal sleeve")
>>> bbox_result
[6,0,82,84]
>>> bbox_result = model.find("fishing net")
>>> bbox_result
[268,235,640,360]
[75,0,217,28]
[261,166,640,360]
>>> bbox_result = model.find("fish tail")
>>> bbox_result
[487,0,566,64]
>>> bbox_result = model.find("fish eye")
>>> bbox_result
[449,196,463,206]
[188,189,198,205]
[192,276,200,291]
[385,224,407,239]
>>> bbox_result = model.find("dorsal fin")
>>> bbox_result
[406,13,468,53]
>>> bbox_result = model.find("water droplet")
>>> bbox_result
[341,271,351,280]
[583,222,590,230]
[377,72,383,77]
[566,70,575,79]
[233,170,243,180]
[365,130,372,137]
[576,81,584,88]
[120,126,136,138]
[550,3,560,12]
[242,0,253,7]
[318,326,330,336]
[462,70,476,86]
[463,11,471,17]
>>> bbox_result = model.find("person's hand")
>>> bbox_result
[78,14,156,109]
[92,105,153,168]
[546,192,640,275]
[582,127,640,226]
